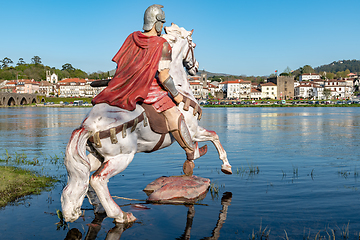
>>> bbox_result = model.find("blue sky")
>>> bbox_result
[1,0,359,76]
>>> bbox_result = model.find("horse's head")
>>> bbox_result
[163,23,199,76]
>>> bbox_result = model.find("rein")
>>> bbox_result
[184,37,196,71]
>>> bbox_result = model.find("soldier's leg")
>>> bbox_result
[162,106,207,175]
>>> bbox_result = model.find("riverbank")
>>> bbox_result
[34,101,360,108]
[0,166,56,208]
[203,103,360,108]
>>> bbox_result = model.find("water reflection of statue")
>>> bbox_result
[64,192,232,240]
[177,192,233,240]
[64,213,132,240]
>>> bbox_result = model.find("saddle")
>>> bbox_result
[88,96,202,152]
[141,103,168,134]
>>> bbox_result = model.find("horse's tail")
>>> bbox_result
[61,127,91,222]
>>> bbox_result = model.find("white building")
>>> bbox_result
[260,82,277,99]
[188,75,209,99]
[294,80,350,99]
[312,84,325,100]
[46,70,58,84]
[221,79,251,99]
[190,81,203,99]
[57,78,87,97]
[324,80,347,99]
[39,81,55,97]
[250,88,261,100]
[294,83,315,99]
[299,73,321,82]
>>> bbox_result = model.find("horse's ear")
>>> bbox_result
[190,29,194,36]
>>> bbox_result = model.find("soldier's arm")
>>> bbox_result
[158,41,183,104]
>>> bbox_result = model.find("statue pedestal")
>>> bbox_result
[144,175,210,204]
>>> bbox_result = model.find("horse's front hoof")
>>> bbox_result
[221,164,232,175]
[113,211,137,224]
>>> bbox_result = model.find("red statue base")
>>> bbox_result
[144,175,210,203]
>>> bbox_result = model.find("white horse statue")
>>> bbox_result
[61,23,232,224]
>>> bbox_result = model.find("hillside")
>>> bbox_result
[315,60,360,73]
[0,56,113,81]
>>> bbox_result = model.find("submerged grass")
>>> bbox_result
[0,166,57,208]
[0,149,63,208]
[236,161,260,178]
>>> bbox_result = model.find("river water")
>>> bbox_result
[1,107,360,239]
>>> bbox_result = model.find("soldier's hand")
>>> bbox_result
[173,94,183,105]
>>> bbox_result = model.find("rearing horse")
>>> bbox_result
[61,23,232,224]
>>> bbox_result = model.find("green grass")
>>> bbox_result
[0,166,57,208]
[44,97,93,104]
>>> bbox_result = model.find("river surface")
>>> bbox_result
[1,107,360,239]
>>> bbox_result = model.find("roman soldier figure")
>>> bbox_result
[92,4,206,174]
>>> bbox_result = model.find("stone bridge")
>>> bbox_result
[0,93,45,107]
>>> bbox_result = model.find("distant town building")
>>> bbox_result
[299,73,321,82]
[324,80,347,99]
[260,82,277,99]
[294,79,352,100]
[57,78,87,97]
[39,81,55,97]
[250,88,261,100]
[46,70,58,84]
[15,79,39,94]
[190,81,203,98]
[221,79,251,99]
[267,76,294,100]
[295,82,318,99]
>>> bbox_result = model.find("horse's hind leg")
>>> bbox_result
[193,126,232,174]
[89,151,137,224]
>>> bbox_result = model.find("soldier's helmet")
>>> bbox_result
[143,4,166,33]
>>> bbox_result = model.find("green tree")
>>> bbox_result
[31,56,42,65]
[62,63,75,71]
[344,69,350,76]
[1,57,13,68]
[17,58,26,66]
[0,70,16,80]
[325,72,335,80]
[300,65,315,74]
[336,71,347,79]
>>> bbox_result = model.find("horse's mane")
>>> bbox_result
[161,23,193,47]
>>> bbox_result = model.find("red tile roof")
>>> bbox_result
[58,78,86,83]
[261,82,276,86]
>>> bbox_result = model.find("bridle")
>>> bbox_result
[183,36,197,72]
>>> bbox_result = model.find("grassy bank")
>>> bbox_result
[44,97,93,104]
[0,166,56,208]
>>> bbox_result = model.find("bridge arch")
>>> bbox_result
[0,93,44,107]
[20,97,28,105]
[7,97,16,106]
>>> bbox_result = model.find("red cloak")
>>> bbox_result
[92,31,167,110]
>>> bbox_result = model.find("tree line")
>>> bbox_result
[0,56,111,81]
